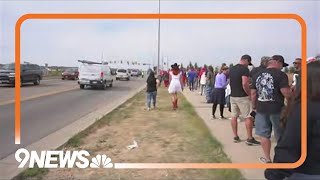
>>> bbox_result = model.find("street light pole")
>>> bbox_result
[157,0,161,75]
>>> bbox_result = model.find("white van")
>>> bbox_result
[116,69,130,81]
[78,60,113,89]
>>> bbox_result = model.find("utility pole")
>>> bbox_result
[161,55,164,70]
[157,0,161,75]
[101,51,104,63]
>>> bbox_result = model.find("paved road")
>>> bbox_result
[0,79,79,104]
[0,77,146,160]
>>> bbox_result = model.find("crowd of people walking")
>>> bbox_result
[144,54,320,180]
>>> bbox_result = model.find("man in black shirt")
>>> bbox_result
[229,54,260,145]
[249,56,272,127]
[251,55,292,163]
[265,61,320,179]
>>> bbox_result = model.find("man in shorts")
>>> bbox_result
[249,56,272,127]
[251,55,292,163]
[229,54,260,145]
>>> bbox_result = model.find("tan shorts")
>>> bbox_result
[230,96,252,119]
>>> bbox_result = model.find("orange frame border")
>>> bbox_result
[15,14,307,169]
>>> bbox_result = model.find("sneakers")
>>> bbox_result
[233,137,260,145]
[259,157,272,163]
[246,138,261,146]
[233,136,241,143]
[233,136,260,146]
[211,115,226,119]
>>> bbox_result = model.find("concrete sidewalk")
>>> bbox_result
[183,89,276,179]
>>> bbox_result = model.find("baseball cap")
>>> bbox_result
[271,55,289,67]
[261,56,272,62]
[241,54,252,65]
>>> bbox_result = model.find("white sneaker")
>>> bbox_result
[259,157,272,163]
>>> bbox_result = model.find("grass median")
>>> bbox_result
[17,86,243,180]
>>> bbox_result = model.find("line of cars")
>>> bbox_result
[77,62,142,89]
[115,68,142,81]
[61,67,142,82]
[0,61,143,89]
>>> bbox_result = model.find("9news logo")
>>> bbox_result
[15,148,113,169]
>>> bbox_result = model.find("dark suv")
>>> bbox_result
[0,63,43,86]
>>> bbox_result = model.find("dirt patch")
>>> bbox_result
[22,87,242,180]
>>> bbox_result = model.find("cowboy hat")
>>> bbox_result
[171,63,179,69]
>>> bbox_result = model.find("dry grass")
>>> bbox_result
[17,87,243,180]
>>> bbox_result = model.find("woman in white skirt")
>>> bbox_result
[168,63,183,110]
[199,67,207,95]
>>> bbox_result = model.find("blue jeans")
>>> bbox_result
[205,86,213,103]
[255,112,282,141]
[146,91,157,108]
[194,79,198,90]
[188,79,194,90]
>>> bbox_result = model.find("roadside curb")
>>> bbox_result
[0,85,146,180]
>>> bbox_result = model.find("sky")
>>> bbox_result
[0,0,319,68]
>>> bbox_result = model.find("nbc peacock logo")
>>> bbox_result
[90,154,113,168]
[15,148,114,169]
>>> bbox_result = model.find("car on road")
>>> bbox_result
[116,69,130,81]
[62,68,79,80]
[110,68,117,75]
[130,69,139,77]
[0,63,43,86]
[78,60,113,90]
